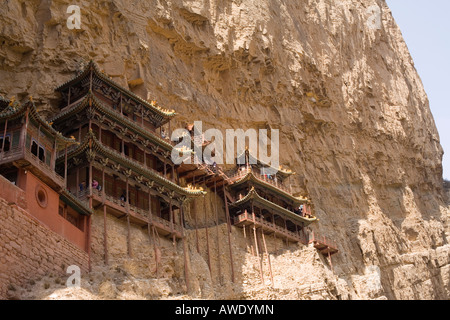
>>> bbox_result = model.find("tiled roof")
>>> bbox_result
[51,92,174,152]
[55,60,176,118]
[230,187,317,226]
[57,131,207,198]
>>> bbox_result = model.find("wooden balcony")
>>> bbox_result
[0,147,65,190]
[233,212,308,244]
[86,189,183,239]
[308,232,339,256]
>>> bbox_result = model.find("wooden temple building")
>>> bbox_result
[0,61,338,289]
[0,96,92,251]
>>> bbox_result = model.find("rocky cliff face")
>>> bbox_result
[1,0,449,300]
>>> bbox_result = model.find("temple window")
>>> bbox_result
[38,146,45,162]
[0,134,11,152]
[31,140,38,156]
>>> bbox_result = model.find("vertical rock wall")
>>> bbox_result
[0,0,448,299]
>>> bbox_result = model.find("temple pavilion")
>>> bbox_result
[49,61,206,262]
[228,149,338,256]
[0,96,92,251]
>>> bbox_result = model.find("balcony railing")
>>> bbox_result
[308,231,338,251]
[23,149,65,186]
[1,147,65,187]
[234,212,308,244]
[89,188,182,234]
[0,146,23,163]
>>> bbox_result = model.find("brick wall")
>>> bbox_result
[0,177,89,299]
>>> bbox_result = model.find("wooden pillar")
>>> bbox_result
[261,230,274,287]
[203,178,211,273]
[102,168,106,201]
[214,179,222,285]
[19,109,29,155]
[64,146,68,187]
[76,167,80,198]
[126,177,132,257]
[120,93,123,115]
[169,198,175,247]
[147,191,159,278]
[87,215,92,272]
[164,161,167,178]
[103,204,108,265]
[51,138,57,171]
[193,175,200,254]
[1,119,8,158]
[223,186,235,283]
[67,87,71,107]
[328,251,334,273]
[168,120,172,139]
[181,204,190,293]
[102,167,108,265]
[169,198,174,232]
[252,204,264,285]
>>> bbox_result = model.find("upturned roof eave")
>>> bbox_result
[229,171,308,205]
[56,132,206,198]
[51,92,174,152]
[0,100,78,149]
[230,188,317,226]
[55,61,176,119]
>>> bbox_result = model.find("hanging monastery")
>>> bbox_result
[0,61,338,296]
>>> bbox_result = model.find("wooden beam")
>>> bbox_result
[126,177,132,257]
[103,204,108,265]
[261,229,273,287]
[224,186,235,283]
[252,204,264,285]
[204,178,211,273]
[1,119,8,160]
[214,179,222,285]
[181,204,190,294]
[193,175,200,254]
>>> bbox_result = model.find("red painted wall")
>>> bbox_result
[17,170,87,251]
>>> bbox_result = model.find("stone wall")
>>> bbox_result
[0,177,89,299]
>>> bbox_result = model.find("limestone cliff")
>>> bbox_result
[0,0,449,300]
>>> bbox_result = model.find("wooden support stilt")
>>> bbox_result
[181,204,190,294]
[103,205,108,265]
[223,187,235,283]
[193,175,200,254]
[147,192,159,277]
[252,204,264,285]
[87,215,92,272]
[126,177,132,257]
[214,179,222,285]
[151,226,161,279]
[328,251,334,273]
[64,146,68,187]
[169,199,176,248]
[261,230,274,287]
[203,178,212,273]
